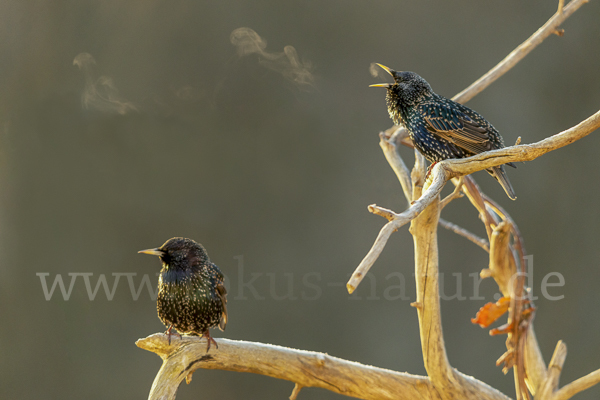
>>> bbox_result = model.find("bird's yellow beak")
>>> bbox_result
[138,248,163,256]
[370,63,394,87]
[375,63,394,76]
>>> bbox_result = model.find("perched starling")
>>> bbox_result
[139,237,227,352]
[371,64,516,200]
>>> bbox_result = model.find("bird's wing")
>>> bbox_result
[216,282,228,331]
[418,102,494,155]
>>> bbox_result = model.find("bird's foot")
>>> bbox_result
[201,330,218,353]
[165,325,182,345]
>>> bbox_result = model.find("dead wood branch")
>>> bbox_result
[535,340,600,400]
[136,334,432,400]
[348,109,600,292]
[438,218,489,252]
[409,179,510,400]
[452,0,588,104]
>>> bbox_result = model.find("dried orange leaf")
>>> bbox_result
[471,296,510,328]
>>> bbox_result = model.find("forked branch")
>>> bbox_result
[347,108,600,292]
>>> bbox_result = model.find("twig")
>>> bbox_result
[289,383,303,400]
[136,334,433,400]
[439,217,489,252]
[369,204,397,221]
[440,177,464,210]
[537,341,568,399]
[347,168,447,293]
[461,176,498,240]
[380,127,412,202]
[452,0,588,104]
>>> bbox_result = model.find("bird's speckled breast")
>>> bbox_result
[157,266,224,334]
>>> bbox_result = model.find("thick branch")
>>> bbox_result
[136,334,432,400]
[441,109,600,178]
[410,190,455,387]
[410,174,510,400]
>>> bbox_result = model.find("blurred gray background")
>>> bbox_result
[1,1,599,399]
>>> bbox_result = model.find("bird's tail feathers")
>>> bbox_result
[490,166,517,200]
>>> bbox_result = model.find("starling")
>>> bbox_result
[139,237,227,352]
[371,64,516,200]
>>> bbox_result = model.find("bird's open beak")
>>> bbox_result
[138,248,163,256]
[370,63,394,88]
[375,63,394,76]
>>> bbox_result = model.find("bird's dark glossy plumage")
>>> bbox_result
[139,237,227,352]
[371,64,516,200]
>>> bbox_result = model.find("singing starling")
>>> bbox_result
[139,237,227,352]
[371,64,516,200]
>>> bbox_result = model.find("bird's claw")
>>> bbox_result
[165,325,182,345]
[201,331,218,352]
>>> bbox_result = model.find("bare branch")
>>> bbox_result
[136,334,432,400]
[347,170,447,293]
[441,109,600,178]
[410,188,510,400]
[536,341,567,399]
[439,177,464,210]
[378,0,587,181]
[369,204,397,221]
[452,0,588,104]
[350,108,600,293]
[488,221,516,295]
[410,191,449,381]
[553,367,600,400]
[461,177,497,240]
[438,218,489,252]
[534,339,600,400]
[289,383,303,400]
[379,127,412,202]
[463,180,547,396]
[524,326,549,395]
